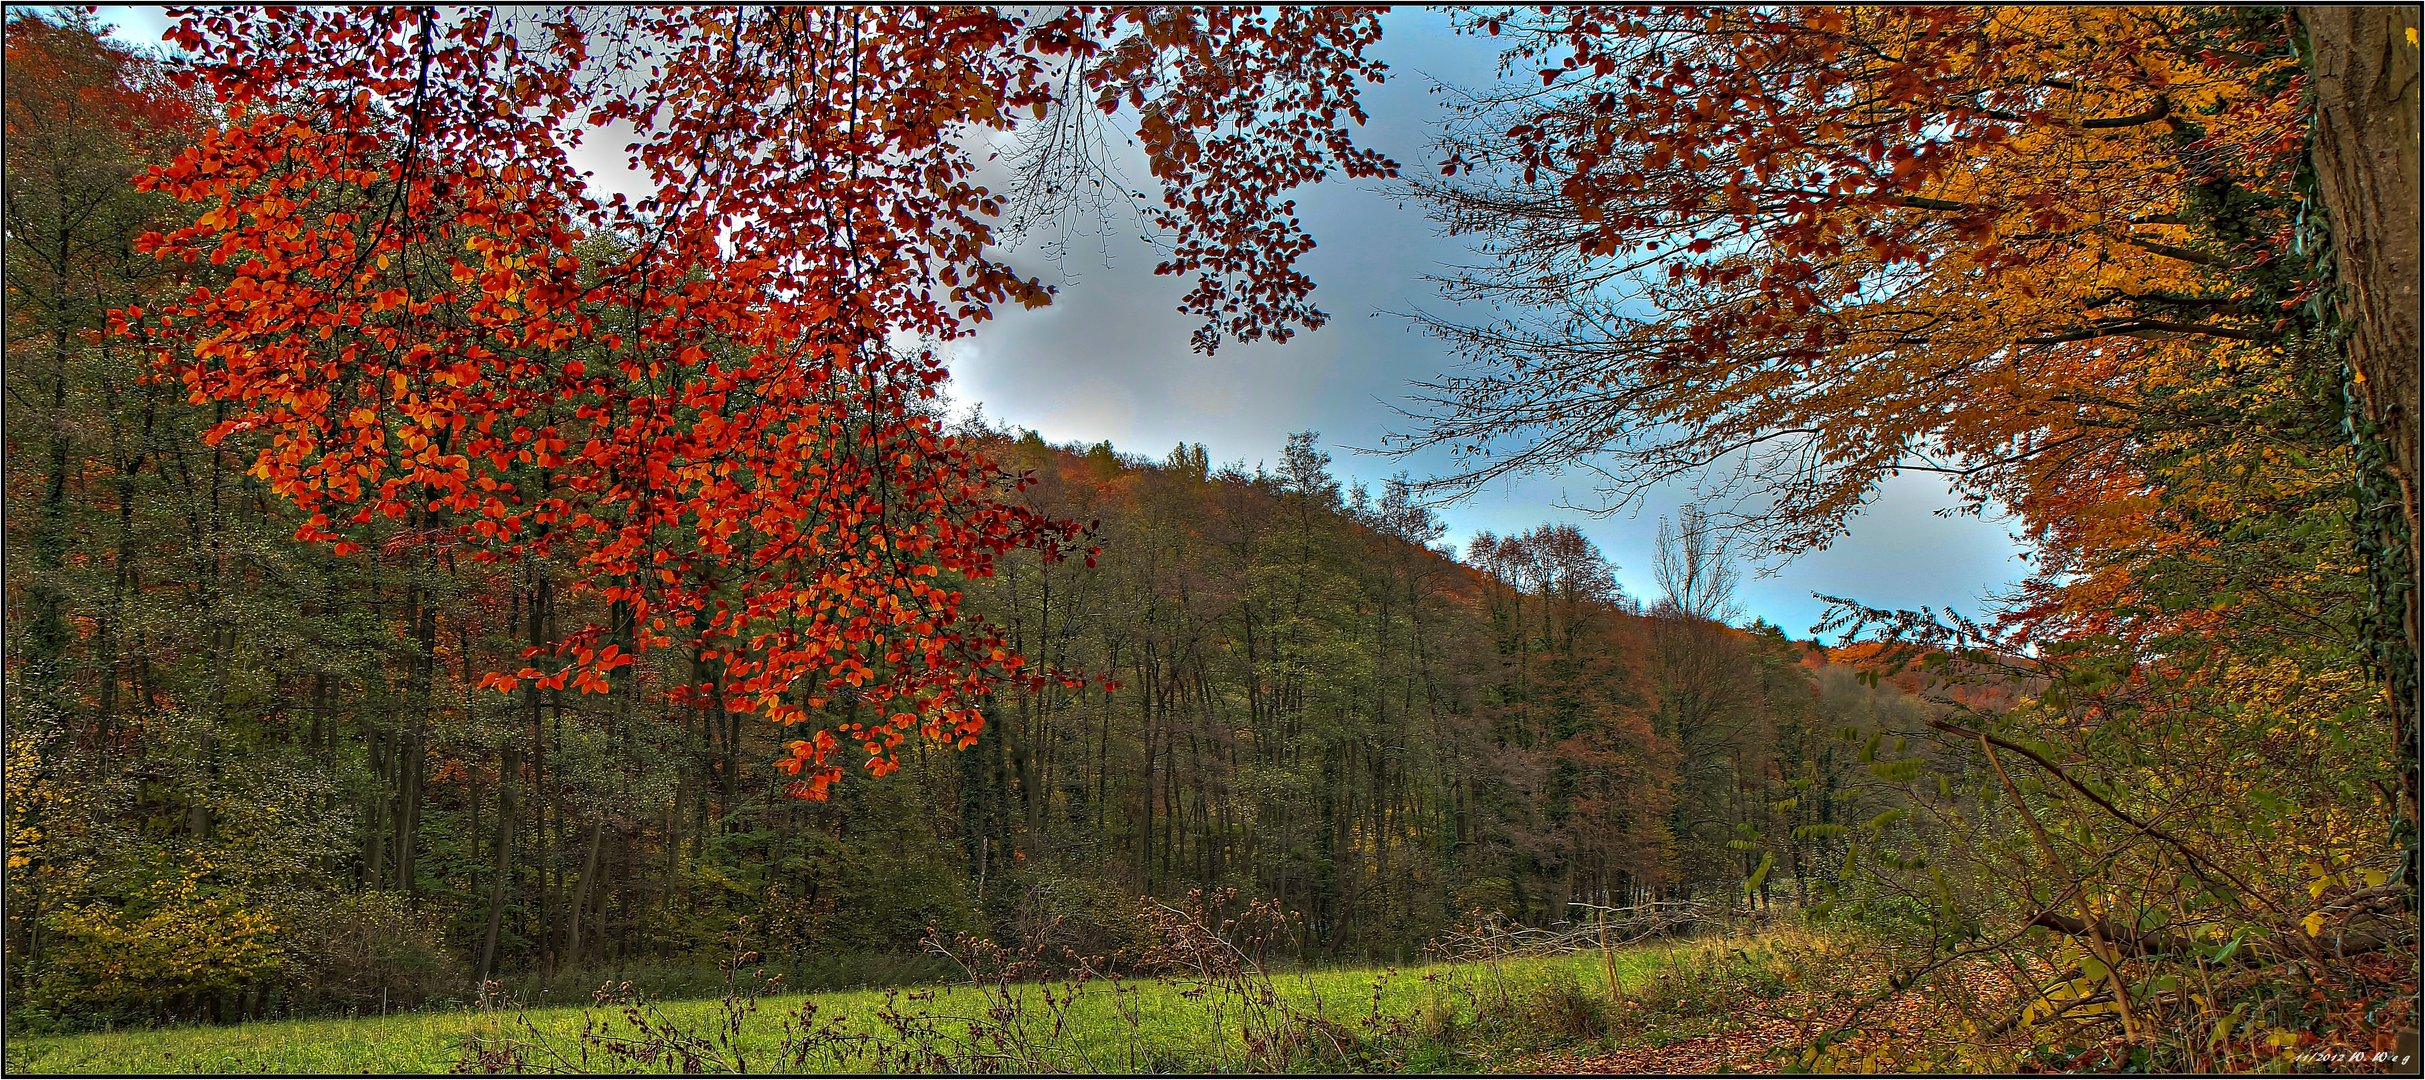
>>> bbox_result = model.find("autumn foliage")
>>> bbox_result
[1412,7,2313,561]
[117,6,1390,796]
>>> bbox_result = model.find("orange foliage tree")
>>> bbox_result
[1394,1,2391,764]
[1400,6,2311,563]
[1397,5,2415,1016]
[121,6,1391,797]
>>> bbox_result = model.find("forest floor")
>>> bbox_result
[5,927,1890,1074]
[1515,950,2020,1074]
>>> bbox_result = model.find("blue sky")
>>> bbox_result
[77,6,2034,639]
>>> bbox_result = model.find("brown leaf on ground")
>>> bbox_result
[1518,956,2020,1074]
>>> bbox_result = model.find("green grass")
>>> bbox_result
[4,931,1825,1074]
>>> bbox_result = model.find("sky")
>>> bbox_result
[79,6,2035,640]
[937,9,2035,637]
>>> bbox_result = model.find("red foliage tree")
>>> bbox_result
[120,6,1390,796]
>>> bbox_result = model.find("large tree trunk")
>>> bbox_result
[2303,6,2422,556]
[2299,5,2422,884]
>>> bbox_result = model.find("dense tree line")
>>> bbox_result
[963,430,1890,954]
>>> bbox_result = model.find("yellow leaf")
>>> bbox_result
[2301,911,2325,936]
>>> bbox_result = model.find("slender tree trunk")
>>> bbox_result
[478,745,518,992]
[529,570,557,976]
[565,818,605,969]
[599,839,622,968]
[364,714,390,888]
[396,573,437,893]
[24,258,77,709]
[395,728,424,892]
[1007,692,1040,832]
[98,389,137,742]
[1139,701,1155,895]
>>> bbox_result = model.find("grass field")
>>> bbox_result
[4,932,1830,1074]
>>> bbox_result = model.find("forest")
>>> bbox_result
[4,5,2418,1074]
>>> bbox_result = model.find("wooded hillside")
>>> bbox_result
[5,7,2414,1068]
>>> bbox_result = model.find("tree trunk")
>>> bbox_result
[2303,5,2423,558]
[25,274,76,706]
[2300,4,2422,886]
[478,745,517,993]
[394,565,439,894]
[565,818,606,969]
[364,718,390,888]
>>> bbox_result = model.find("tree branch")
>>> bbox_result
[2119,235,2230,267]
[1930,717,2289,918]
[2020,319,2263,345]
[2080,95,2172,129]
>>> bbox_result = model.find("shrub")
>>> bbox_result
[1006,866,1151,963]
[26,878,284,1025]
[280,890,465,1014]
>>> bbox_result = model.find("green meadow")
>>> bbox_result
[5,934,1826,1074]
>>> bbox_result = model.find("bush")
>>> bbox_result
[281,890,465,1014]
[25,878,284,1026]
[1005,867,1151,964]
